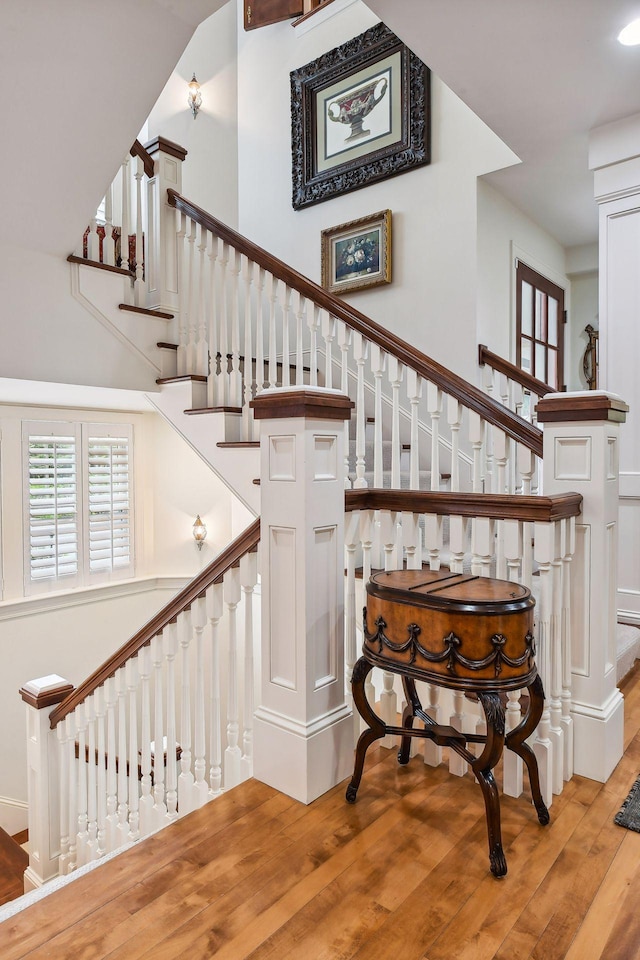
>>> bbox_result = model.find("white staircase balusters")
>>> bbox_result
[57,717,71,874]
[427,383,443,490]
[345,511,360,739]
[533,521,554,808]
[424,513,442,570]
[561,517,575,782]
[66,713,78,872]
[423,684,442,767]
[279,283,292,389]
[370,344,386,488]
[105,676,118,852]
[254,264,266,397]
[448,398,463,492]
[116,667,129,847]
[186,218,198,375]
[267,274,278,390]
[207,233,221,407]
[218,242,231,405]
[353,332,368,489]
[133,155,145,306]
[406,370,422,490]
[240,550,258,779]
[164,621,179,822]
[94,688,107,859]
[138,646,154,837]
[126,658,140,842]
[103,184,115,267]
[176,211,188,376]
[75,702,89,866]
[192,596,209,809]
[196,224,209,377]
[151,634,167,826]
[224,566,242,789]
[388,357,403,490]
[85,695,98,861]
[338,322,352,487]
[242,256,254,440]
[308,303,320,387]
[207,582,224,799]
[178,612,194,817]
[295,292,305,386]
[120,156,131,284]
[87,216,100,262]
[321,310,335,389]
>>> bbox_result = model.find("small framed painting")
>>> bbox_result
[291,23,430,209]
[321,209,391,295]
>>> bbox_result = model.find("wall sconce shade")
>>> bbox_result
[193,515,207,550]
[188,73,202,119]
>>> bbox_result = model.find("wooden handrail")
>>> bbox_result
[49,518,260,729]
[168,190,544,458]
[130,139,155,179]
[478,344,553,399]
[345,488,582,522]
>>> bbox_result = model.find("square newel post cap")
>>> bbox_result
[536,390,629,424]
[143,136,188,162]
[20,675,74,710]
[250,387,354,421]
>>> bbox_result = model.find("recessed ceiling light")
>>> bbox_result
[618,18,640,45]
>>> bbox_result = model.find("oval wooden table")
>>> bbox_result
[346,569,550,878]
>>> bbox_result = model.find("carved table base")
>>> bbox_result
[346,657,549,878]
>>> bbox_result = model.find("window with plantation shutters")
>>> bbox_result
[86,428,132,575]
[23,421,134,594]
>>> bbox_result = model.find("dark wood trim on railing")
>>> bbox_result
[49,518,260,730]
[478,344,553,399]
[345,488,582,522]
[67,254,131,277]
[168,190,544,458]
[130,139,155,179]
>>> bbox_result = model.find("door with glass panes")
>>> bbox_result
[516,261,565,391]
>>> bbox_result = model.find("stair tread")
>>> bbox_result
[217,442,260,449]
[0,826,28,907]
[156,375,207,384]
[157,342,178,350]
[119,303,174,320]
[67,254,130,277]
[184,406,242,415]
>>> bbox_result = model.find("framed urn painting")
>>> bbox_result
[321,210,391,295]
[291,23,430,210]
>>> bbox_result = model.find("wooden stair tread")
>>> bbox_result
[157,341,178,350]
[118,303,174,320]
[217,442,260,449]
[156,375,207,384]
[67,254,130,277]
[184,406,242,415]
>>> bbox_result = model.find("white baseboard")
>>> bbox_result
[0,796,28,836]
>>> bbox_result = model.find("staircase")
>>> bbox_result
[11,134,626,906]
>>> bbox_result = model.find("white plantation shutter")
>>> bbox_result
[23,420,134,593]
[86,428,133,576]
[24,423,81,590]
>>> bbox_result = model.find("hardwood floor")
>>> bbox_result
[3,668,640,959]
[0,829,28,908]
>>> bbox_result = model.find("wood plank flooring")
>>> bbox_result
[3,667,640,959]
[0,830,28,908]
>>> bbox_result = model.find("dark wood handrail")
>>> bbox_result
[130,139,155,179]
[168,190,544,459]
[478,344,553,399]
[49,518,260,729]
[345,488,582,522]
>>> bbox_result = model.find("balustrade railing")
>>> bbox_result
[344,488,582,806]
[24,520,260,878]
[167,191,542,498]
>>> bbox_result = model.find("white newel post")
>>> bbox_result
[537,392,628,782]
[144,136,187,314]
[250,387,355,804]
[20,675,74,891]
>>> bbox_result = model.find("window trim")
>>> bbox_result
[515,260,566,391]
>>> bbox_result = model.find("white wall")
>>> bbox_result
[146,1,239,228]
[567,271,598,391]
[476,179,568,375]
[235,2,519,384]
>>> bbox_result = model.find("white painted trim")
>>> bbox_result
[0,796,28,836]
[69,262,161,376]
[0,575,187,623]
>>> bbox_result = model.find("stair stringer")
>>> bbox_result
[146,380,260,516]
[69,260,176,383]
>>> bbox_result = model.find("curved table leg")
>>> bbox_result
[505,674,550,825]
[346,657,386,803]
[398,676,421,765]
[473,692,507,878]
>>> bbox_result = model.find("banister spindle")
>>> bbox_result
[66,713,77,871]
[267,274,278,389]
[75,702,89,866]
[427,382,443,490]
[105,676,118,852]
[242,256,254,440]
[138,646,153,835]
[178,612,194,816]
[224,566,242,789]
[353,332,369,489]
[94,688,107,859]
[447,397,463,492]
[280,284,292,388]
[176,211,188,376]
[207,582,224,798]
[196,224,209,377]
[308,303,320,387]
[126,657,140,842]
[388,357,403,489]
[406,370,422,490]
[295,291,306,386]
[151,633,167,825]
[218,242,230,405]
[338,322,352,487]
[207,233,221,407]
[533,520,554,808]
[57,718,70,874]
[241,550,258,779]
[133,155,145,307]
[192,596,209,808]
[186,218,198,373]
[85,695,98,861]
[164,622,178,822]
[322,311,335,389]
[103,185,115,266]
[370,344,386,489]
[254,263,266,397]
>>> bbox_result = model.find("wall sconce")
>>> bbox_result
[193,515,207,550]
[188,73,202,119]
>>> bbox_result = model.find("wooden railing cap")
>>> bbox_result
[144,136,188,162]
[20,675,74,710]
[251,387,354,421]
[478,344,553,399]
[345,488,583,522]
[536,391,629,424]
